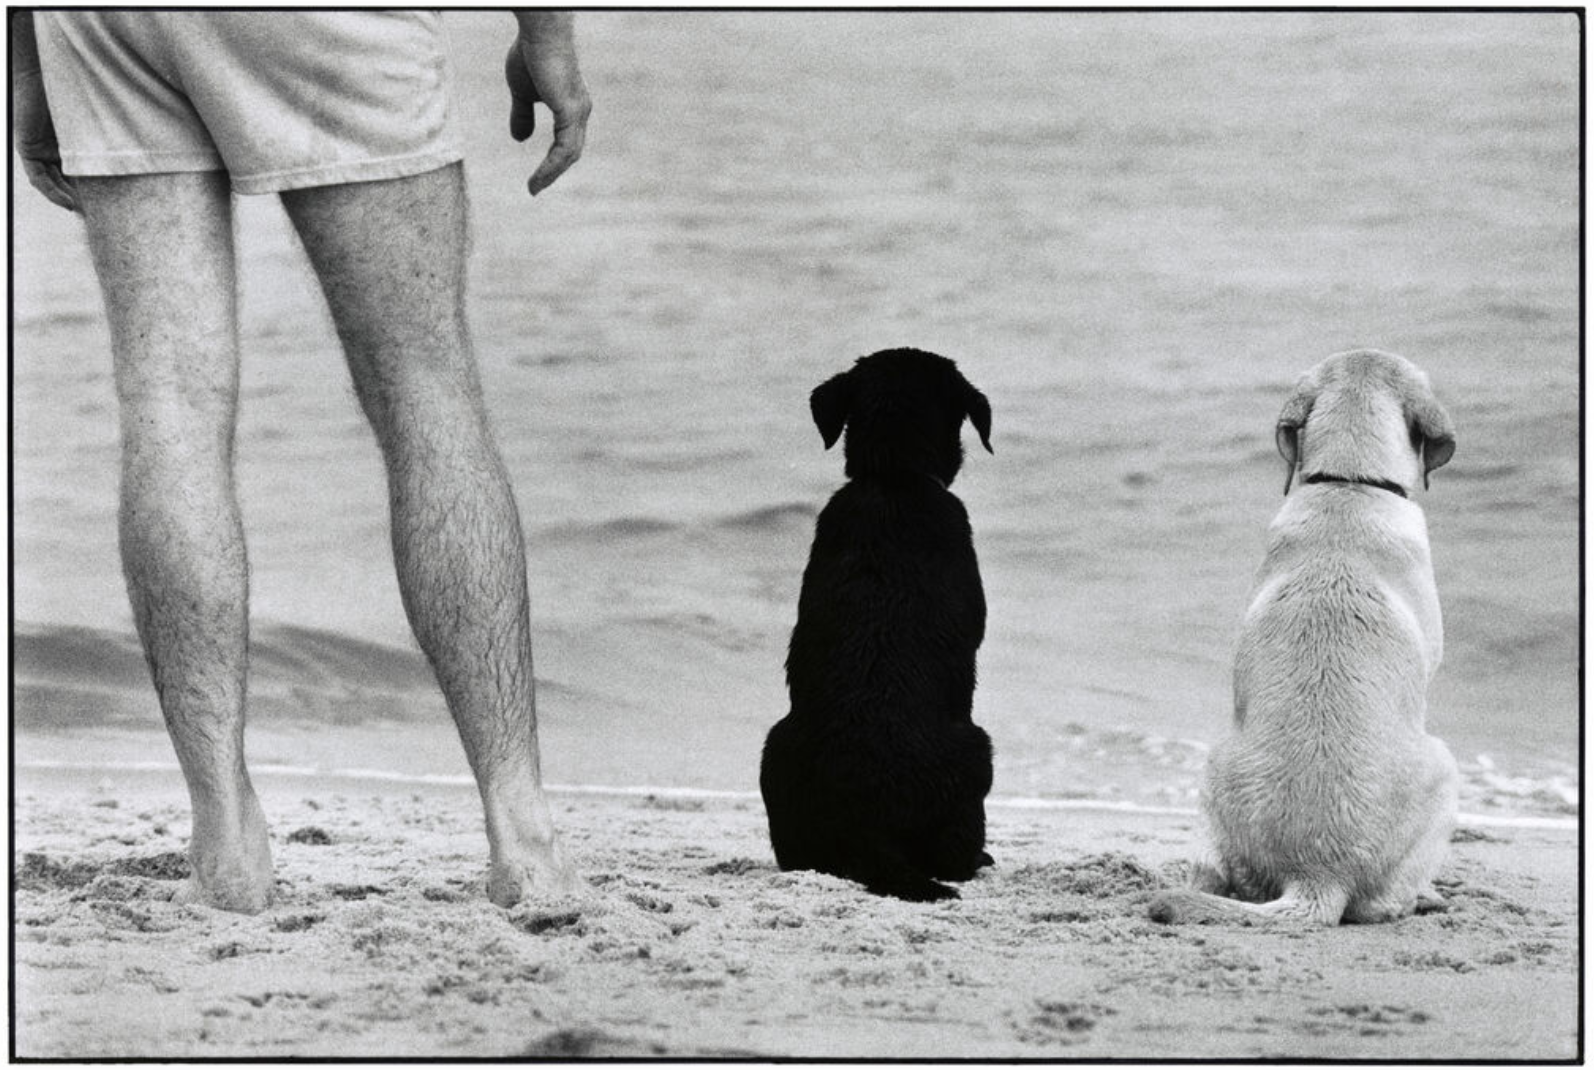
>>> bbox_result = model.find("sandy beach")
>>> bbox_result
[12,759,1578,1061]
[11,11,1580,1063]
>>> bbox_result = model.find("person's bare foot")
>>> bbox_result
[482,792,583,907]
[173,786,274,914]
[487,843,584,907]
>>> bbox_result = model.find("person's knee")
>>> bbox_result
[354,357,492,452]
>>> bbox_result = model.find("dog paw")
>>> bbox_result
[1413,890,1449,915]
[875,879,959,903]
[1147,892,1183,924]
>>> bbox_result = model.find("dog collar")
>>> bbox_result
[1302,473,1408,499]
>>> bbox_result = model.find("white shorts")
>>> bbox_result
[35,11,464,194]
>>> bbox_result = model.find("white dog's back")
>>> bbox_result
[1151,350,1459,927]
[1209,486,1450,902]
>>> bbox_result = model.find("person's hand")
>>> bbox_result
[505,12,591,196]
[13,67,76,212]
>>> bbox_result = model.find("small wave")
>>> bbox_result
[968,120,1085,149]
[13,624,150,692]
[14,621,437,695]
[624,611,769,654]
[510,351,602,369]
[1458,755,1578,818]
[15,309,101,332]
[547,516,683,541]
[13,684,155,732]
[1074,438,1140,458]
[597,516,682,538]
[1484,301,1559,324]
[250,625,435,693]
[14,621,449,730]
[1444,462,1525,481]
[1443,598,1575,671]
[714,502,816,532]
[544,504,813,543]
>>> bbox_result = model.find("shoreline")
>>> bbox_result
[16,755,1580,832]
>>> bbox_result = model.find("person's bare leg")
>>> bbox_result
[281,164,577,905]
[75,172,273,914]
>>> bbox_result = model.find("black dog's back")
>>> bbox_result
[760,348,995,901]
[787,478,984,723]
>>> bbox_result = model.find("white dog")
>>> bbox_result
[1150,349,1459,926]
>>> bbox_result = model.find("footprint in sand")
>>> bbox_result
[17,853,99,892]
[89,899,184,933]
[19,850,189,893]
[327,883,388,901]
[624,892,674,914]
[1302,1003,1433,1037]
[72,873,163,903]
[285,826,333,845]
[209,940,254,961]
[513,908,586,936]
[1011,854,1165,897]
[701,857,772,877]
[1012,1000,1119,1045]
[420,885,469,903]
[522,1027,761,1059]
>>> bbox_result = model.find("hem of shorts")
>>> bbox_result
[59,148,464,195]
[61,150,224,177]
[229,149,465,195]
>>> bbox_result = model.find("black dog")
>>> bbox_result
[759,347,995,902]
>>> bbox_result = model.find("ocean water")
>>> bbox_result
[11,13,1580,814]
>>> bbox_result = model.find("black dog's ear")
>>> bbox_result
[809,369,854,450]
[964,383,993,454]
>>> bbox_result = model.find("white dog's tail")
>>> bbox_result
[1148,883,1348,927]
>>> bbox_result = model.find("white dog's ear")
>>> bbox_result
[1274,385,1315,495]
[1407,388,1456,490]
[810,369,855,450]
